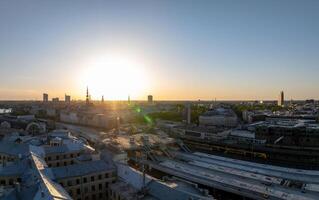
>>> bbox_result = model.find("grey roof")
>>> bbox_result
[0,141,30,157]
[43,145,70,155]
[51,160,115,179]
[0,160,26,176]
[146,180,212,200]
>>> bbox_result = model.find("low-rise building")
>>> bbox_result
[199,107,238,127]
[253,120,319,146]
[50,160,116,200]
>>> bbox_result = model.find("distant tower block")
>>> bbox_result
[101,95,104,103]
[186,103,191,124]
[43,93,48,102]
[65,94,71,103]
[147,95,153,104]
[128,95,131,104]
[86,86,90,106]
[52,97,59,102]
[278,91,284,106]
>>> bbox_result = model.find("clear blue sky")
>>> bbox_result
[0,0,318,100]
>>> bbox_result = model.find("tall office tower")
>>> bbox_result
[86,86,90,106]
[43,93,48,102]
[147,95,153,104]
[278,91,284,106]
[65,94,71,103]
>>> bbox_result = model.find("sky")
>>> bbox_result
[0,0,319,101]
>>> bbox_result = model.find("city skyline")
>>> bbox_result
[1,0,319,100]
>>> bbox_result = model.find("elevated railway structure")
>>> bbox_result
[141,151,319,200]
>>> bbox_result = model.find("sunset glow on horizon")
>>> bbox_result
[77,54,150,100]
[1,1,319,101]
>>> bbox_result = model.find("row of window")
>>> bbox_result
[45,152,80,161]
[109,189,123,200]
[0,177,21,186]
[59,172,113,187]
[74,192,106,200]
[67,182,107,195]
[0,155,15,162]
[47,160,74,167]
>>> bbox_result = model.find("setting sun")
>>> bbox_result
[80,54,149,100]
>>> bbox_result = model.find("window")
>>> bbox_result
[67,180,72,186]
[92,194,96,200]
[77,188,81,195]
[99,193,103,198]
[91,185,95,191]
[91,176,94,181]
[83,177,87,183]
[76,179,80,184]
[71,154,74,158]
[57,162,60,167]
[104,173,108,178]
[56,155,59,159]
[64,162,67,166]
[48,156,51,161]
[99,183,102,190]
[98,174,102,180]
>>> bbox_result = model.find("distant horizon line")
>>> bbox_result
[0,99,317,102]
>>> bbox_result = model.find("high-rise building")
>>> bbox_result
[278,91,284,106]
[43,93,48,102]
[148,95,153,104]
[86,86,90,106]
[128,95,131,104]
[101,95,104,103]
[65,94,71,103]
[52,97,59,102]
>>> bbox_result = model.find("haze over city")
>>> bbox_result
[2,1,319,200]
[1,0,319,100]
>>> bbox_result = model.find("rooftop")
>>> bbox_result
[0,141,30,157]
[201,107,237,117]
[50,160,115,179]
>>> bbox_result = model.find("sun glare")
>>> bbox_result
[81,54,149,100]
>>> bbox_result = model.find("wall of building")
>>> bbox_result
[57,170,116,200]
